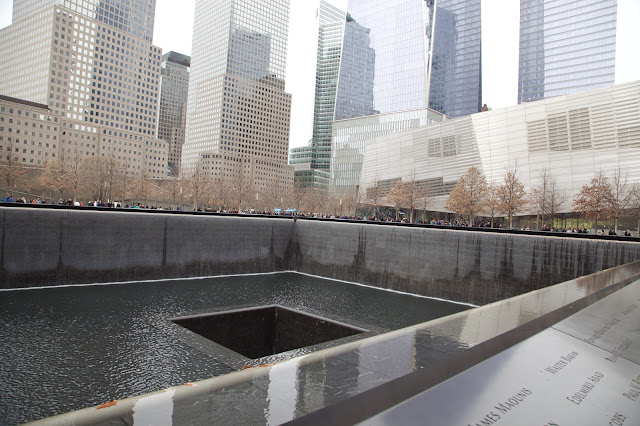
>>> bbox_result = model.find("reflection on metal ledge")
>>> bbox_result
[29,260,640,425]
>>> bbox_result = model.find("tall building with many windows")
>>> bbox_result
[12,0,156,41]
[329,0,479,192]
[518,0,617,103]
[158,51,190,176]
[427,0,482,118]
[0,0,167,178]
[310,1,347,171]
[336,0,482,120]
[182,0,293,193]
[290,1,345,189]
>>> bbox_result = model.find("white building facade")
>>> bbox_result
[360,81,640,213]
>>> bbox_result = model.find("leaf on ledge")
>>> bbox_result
[96,400,117,409]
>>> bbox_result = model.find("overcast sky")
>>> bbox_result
[1,0,637,149]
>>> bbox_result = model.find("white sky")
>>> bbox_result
[1,0,637,149]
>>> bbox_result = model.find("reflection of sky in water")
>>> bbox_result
[0,272,468,424]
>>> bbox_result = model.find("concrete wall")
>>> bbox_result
[292,221,640,305]
[2,207,640,305]
[0,208,294,288]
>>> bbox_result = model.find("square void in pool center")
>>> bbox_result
[172,305,367,359]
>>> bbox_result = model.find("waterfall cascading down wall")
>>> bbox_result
[2,207,639,305]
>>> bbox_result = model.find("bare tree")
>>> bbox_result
[403,177,423,223]
[610,169,631,233]
[485,184,500,228]
[0,138,29,194]
[365,181,384,219]
[290,183,306,215]
[546,178,569,229]
[387,180,409,221]
[132,170,156,206]
[573,171,613,232]
[78,156,124,202]
[420,189,431,223]
[166,175,184,210]
[327,192,341,216]
[282,184,299,214]
[40,150,84,202]
[531,168,551,228]
[262,180,283,212]
[314,188,330,215]
[39,154,68,198]
[106,158,126,203]
[229,176,249,211]
[629,183,640,236]
[212,177,232,211]
[304,187,326,216]
[66,152,83,203]
[341,187,359,218]
[186,169,211,211]
[444,166,488,222]
[78,157,100,200]
[496,167,528,229]
[531,168,568,230]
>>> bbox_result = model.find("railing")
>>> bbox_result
[2,202,639,242]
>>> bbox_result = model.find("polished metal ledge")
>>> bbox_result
[29,260,640,425]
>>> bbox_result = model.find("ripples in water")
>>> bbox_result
[0,272,469,424]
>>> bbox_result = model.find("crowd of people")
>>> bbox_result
[1,195,637,236]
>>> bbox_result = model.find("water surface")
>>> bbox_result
[0,272,469,424]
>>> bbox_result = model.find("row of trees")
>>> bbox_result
[37,154,158,205]
[182,171,360,215]
[440,165,640,231]
[3,153,362,215]
[572,170,639,233]
[444,166,528,228]
[5,151,640,231]
[364,167,530,227]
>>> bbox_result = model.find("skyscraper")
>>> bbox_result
[427,0,482,118]
[311,1,347,170]
[290,1,345,189]
[182,0,293,193]
[12,0,156,41]
[158,51,190,176]
[328,0,480,192]
[518,0,617,103]
[0,0,167,178]
[336,0,482,119]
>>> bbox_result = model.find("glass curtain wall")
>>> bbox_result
[518,0,617,103]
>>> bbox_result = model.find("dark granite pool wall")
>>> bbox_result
[0,207,294,288]
[292,220,640,305]
[2,207,640,305]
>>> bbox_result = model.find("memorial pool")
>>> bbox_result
[0,272,470,424]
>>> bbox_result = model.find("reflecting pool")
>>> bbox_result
[0,272,470,424]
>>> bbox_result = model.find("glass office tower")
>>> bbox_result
[183,0,293,192]
[518,0,617,103]
[311,1,348,170]
[329,0,480,192]
[290,1,345,189]
[159,52,190,176]
[428,0,482,118]
[336,0,482,119]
